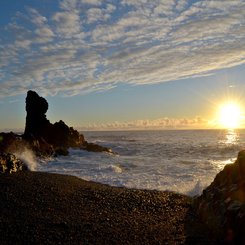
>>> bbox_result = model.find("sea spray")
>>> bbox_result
[37,130,245,196]
[14,148,37,171]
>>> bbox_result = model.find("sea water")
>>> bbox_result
[37,129,245,196]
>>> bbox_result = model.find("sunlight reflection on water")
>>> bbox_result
[219,129,239,145]
[225,129,239,145]
[214,129,240,170]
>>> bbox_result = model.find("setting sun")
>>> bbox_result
[218,102,242,129]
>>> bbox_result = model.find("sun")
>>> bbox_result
[218,102,242,129]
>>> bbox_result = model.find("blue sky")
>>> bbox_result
[0,0,245,131]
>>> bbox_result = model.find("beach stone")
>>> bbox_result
[0,153,28,173]
[194,150,245,243]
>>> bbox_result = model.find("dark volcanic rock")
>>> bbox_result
[24,90,49,139]
[23,91,85,155]
[0,132,20,153]
[194,150,245,244]
[0,91,113,157]
[81,141,113,153]
[0,132,32,155]
[22,90,113,155]
[0,153,28,173]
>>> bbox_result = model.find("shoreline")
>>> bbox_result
[0,171,217,244]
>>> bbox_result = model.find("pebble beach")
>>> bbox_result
[0,171,217,244]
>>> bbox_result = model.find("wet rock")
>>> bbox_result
[47,120,85,149]
[194,150,245,243]
[27,137,54,157]
[1,90,115,157]
[0,153,28,173]
[0,132,22,153]
[55,147,69,156]
[81,142,113,153]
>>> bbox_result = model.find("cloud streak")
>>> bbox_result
[77,116,210,131]
[0,0,244,97]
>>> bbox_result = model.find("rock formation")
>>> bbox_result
[194,150,245,244]
[0,90,113,158]
[0,132,22,153]
[23,91,85,151]
[0,153,28,173]
[22,90,112,155]
[24,90,49,139]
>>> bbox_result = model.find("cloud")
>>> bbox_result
[27,7,47,26]
[52,11,81,36]
[81,0,102,6]
[34,27,55,43]
[77,116,209,131]
[0,0,244,97]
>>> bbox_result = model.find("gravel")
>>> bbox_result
[0,171,217,244]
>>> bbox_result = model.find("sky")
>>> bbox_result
[0,0,245,131]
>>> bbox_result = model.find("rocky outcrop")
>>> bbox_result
[0,132,26,153]
[0,153,28,173]
[22,90,112,155]
[24,90,49,139]
[23,91,85,153]
[81,141,113,153]
[0,91,113,158]
[194,150,245,244]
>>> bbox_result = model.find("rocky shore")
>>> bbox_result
[194,150,245,244]
[0,91,113,158]
[0,171,215,245]
[1,90,245,244]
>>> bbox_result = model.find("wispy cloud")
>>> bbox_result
[0,0,244,97]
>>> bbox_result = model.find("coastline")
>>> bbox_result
[0,171,216,244]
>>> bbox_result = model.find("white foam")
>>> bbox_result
[14,148,37,171]
[37,130,245,196]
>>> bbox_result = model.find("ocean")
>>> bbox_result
[37,129,245,196]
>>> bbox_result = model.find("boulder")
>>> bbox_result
[194,150,245,244]
[0,153,28,173]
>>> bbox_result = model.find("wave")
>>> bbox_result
[37,129,245,197]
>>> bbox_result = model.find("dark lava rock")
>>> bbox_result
[81,141,113,153]
[54,147,69,156]
[24,90,49,139]
[23,91,85,155]
[0,153,28,173]
[194,150,245,244]
[22,90,114,155]
[23,90,85,149]
[0,132,22,153]
[1,91,114,157]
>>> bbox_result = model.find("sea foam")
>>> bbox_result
[15,148,37,171]
[37,129,245,196]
